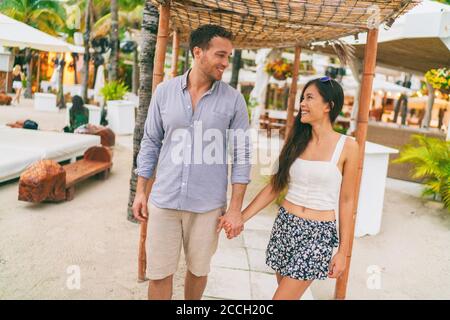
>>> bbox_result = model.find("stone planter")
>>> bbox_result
[106,100,135,135]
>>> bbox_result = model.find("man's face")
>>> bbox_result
[194,37,232,81]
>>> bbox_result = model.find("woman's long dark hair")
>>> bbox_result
[72,95,84,110]
[271,78,344,193]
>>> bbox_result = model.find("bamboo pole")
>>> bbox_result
[152,4,171,92]
[171,30,180,78]
[138,2,171,282]
[334,28,379,300]
[285,46,301,141]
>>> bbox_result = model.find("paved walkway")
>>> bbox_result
[203,212,314,300]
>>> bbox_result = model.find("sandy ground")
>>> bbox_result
[1,98,449,299]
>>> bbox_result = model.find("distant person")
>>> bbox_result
[64,95,89,133]
[12,65,24,105]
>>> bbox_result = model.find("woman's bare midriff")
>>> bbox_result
[281,199,336,222]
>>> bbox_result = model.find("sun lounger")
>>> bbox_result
[0,127,100,182]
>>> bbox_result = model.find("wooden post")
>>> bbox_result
[152,4,171,92]
[285,46,301,141]
[334,28,379,299]
[171,30,180,78]
[138,2,171,282]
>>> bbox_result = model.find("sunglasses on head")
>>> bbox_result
[318,76,335,108]
[319,76,334,88]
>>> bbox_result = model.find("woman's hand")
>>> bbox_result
[218,216,243,239]
[328,251,346,278]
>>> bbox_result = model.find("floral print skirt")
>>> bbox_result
[266,206,339,281]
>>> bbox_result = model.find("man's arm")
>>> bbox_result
[132,86,164,222]
[217,94,252,237]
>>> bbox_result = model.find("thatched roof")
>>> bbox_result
[150,0,419,49]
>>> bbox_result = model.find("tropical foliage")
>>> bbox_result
[100,80,129,101]
[425,67,450,94]
[0,0,66,35]
[393,135,450,211]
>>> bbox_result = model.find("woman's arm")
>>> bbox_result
[328,139,359,278]
[242,182,280,223]
[337,139,359,256]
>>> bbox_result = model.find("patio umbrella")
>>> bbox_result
[342,76,414,96]
[0,13,83,52]
[315,0,450,74]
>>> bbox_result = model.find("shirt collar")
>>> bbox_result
[180,68,219,95]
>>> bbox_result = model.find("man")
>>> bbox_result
[133,24,251,300]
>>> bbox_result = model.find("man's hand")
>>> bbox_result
[132,192,149,223]
[217,209,244,239]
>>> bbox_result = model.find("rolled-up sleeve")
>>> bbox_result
[229,94,252,184]
[135,85,164,179]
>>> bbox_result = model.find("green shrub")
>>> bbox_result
[100,81,129,102]
[393,135,450,211]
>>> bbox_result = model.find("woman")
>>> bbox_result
[12,65,24,105]
[64,95,89,133]
[223,77,359,300]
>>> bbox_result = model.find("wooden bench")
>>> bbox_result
[18,146,112,203]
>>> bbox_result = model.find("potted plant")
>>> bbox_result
[100,81,135,135]
[265,58,293,81]
[425,68,449,94]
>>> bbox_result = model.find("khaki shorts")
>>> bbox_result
[147,201,225,280]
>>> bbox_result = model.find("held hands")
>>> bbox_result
[216,209,244,239]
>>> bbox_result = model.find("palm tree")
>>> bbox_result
[81,0,92,102]
[229,49,242,89]
[127,1,159,222]
[0,0,66,98]
[109,0,119,81]
[92,5,143,93]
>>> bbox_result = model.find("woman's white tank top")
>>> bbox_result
[284,134,347,211]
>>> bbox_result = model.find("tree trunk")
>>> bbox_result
[348,58,363,135]
[82,0,92,102]
[24,48,33,99]
[72,53,78,84]
[132,47,139,94]
[109,0,119,82]
[57,57,66,109]
[422,82,435,129]
[229,49,242,89]
[127,1,159,222]
[183,47,190,73]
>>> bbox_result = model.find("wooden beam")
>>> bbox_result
[138,2,171,282]
[334,28,379,299]
[285,46,301,141]
[171,30,180,78]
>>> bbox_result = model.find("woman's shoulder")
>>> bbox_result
[342,135,359,158]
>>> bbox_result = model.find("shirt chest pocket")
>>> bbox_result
[160,102,190,130]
